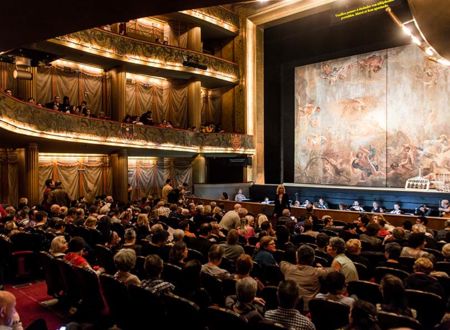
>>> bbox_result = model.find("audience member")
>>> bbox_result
[113,248,140,286]
[400,232,428,259]
[347,300,381,330]
[254,236,278,267]
[379,274,414,317]
[0,291,22,330]
[316,271,355,307]
[265,280,315,330]
[201,244,230,279]
[327,237,358,282]
[219,229,244,262]
[49,236,68,259]
[225,277,264,324]
[141,254,174,295]
[168,241,188,267]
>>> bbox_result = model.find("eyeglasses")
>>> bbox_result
[269,242,276,245]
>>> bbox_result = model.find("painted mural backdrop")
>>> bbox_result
[294,45,450,187]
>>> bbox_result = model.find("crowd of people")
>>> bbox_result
[1,180,450,329]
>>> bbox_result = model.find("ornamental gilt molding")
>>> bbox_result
[52,29,239,83]
[0,95,254,154]
[180,7,240,33]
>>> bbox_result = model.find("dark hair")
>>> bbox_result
[260,221,271,231]
[324,271,346,295]
[408,232,426,249]
[235,254,253,276]
[144,254,163,279]
[402,220,413,231]
[316,232,330,248]
[329,237,346,254]
[180,259,202,288]
[384,242,401,260]
[366,223,381,237]
[303,219,313,231]
[68,236,86,253]
[380,274,411,316]
[296,245,315,266]
[277,280,300,309]
[222,192,228,199]
[417,216,428,225]
[45,179,53,187]
[226,229,239,245]
[199,223,212,236]
[275,225,289,245]
[350,300,380,330]
[165,178,171,184]
[151,229,169,244]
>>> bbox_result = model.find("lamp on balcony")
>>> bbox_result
[13,69,32,80]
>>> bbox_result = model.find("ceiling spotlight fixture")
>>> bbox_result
[386,6,450,67]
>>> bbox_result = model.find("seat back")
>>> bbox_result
[398,257,415,273]
[128,284,166,328]
[55,258,80,305]
[205,306,248,330]
[375,266,410,282]
[261,265,283,286]
[187,248,205,263]
[162,262,182,286]
[353,262,370,280]
[244,245,256,257]
[378,311,422,330]
[405,289,446,328]
[94,244,116,274]
[72,266,104,314]
[220,257,236,273]
[99,273,130,328]
[292,234,316,245]
[347,280,382,305]
[314,255,330,267]
[201,272,224,305]
[261,286,278,311]
[435,261,450,276]
[253,320,288,330]
[222,277,237,298]
[165,293,202,329]
[38,251,62,297]
[309,298,350,330]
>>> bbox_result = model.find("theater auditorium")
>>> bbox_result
[0,0,449,329]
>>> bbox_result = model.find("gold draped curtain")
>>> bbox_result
[38,156,112,203]
[0,62,16,92]
[36,67,108,116]
[128,158,192,201]
[125,80,188,128]
[0,149,18,206]
[201,88,222,126]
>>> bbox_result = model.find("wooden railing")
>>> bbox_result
[190,197,447,230]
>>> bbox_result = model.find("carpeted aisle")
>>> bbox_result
[5,281,65,329]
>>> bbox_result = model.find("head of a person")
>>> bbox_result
[236,277,257,304]
[303,219,313,232]
[346,239,362,255]
[349,300,379,330]
[199,223,212,237]
[151,229,169,246]
[260,236,276,252]
[392,227,405,241]
[384,242,402,260]
[144,254,163,279]
[413,257,433,274]
[45,178,54,188]
[172,229,184,242]
[327,237,346,257]
[276,184,285,195]
[84,216,97,229]
[324,271,346,295]
[380,274,407,309]
[441,199,449,208]
[124,228,137,244]
[49,236,68,255]
[181,259,202,287]
[402,220,413,231]
[442,243,450,260]
[114,248,137,272]
[169,241,188,262]
[165,178,171,185]
[366,223,381,237]
[322,215,333,227]
[296,244,315,266]
[316,232,330,249]
[277,280,300,309]
[408,232,426,249]
[67,236,86,253]
[0,291,18,327]
[235,254,253,276]
[226,229,240,245]
[208,244,224,264]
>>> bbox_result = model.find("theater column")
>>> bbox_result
[188,81,201,129]
[25,143,40,205]
[192,154,206,185]
[187,26,202,52]
[111,149,128,203]
[109,67,126,121]
[16,67,37,101]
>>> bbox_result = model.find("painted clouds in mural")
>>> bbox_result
[294,44,450,188]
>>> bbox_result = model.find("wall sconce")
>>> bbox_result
[13,68,33,80]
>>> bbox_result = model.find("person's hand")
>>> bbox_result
[254,297,265,306]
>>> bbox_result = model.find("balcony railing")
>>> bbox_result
[179,6,240,33]
[0,94,254,154]
[52,28,239,84]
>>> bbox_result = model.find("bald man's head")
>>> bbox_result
[0,291,17,326]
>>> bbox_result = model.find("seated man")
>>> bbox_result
[349,201,364,212]
[201,244,230,279]
[141,254,175,295]
[0,291,22,330]
[265,280,315,330]
[225,277,264,324]
[316,271,355,307]
[280,244,329,311]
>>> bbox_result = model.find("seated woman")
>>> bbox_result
[400,232,428,259]
[405,257,445,298]
[253,236,278,267]
[327,237,358,283]
[378,274,415,318]
[347,300,381,330]
[220,229,245,262]
[64,236,91,269]
[113,248,140,286]
[49,236,68,259]
[316,271,355,307]
[234,254,264,291]
[168,241,188,267]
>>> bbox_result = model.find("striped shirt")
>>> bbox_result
[265,308,316,330]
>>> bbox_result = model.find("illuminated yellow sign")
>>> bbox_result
[335,0,396,21]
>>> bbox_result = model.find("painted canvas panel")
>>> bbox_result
[386,46,450,187]
[294,44,450,188]
[295,50,388,186]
